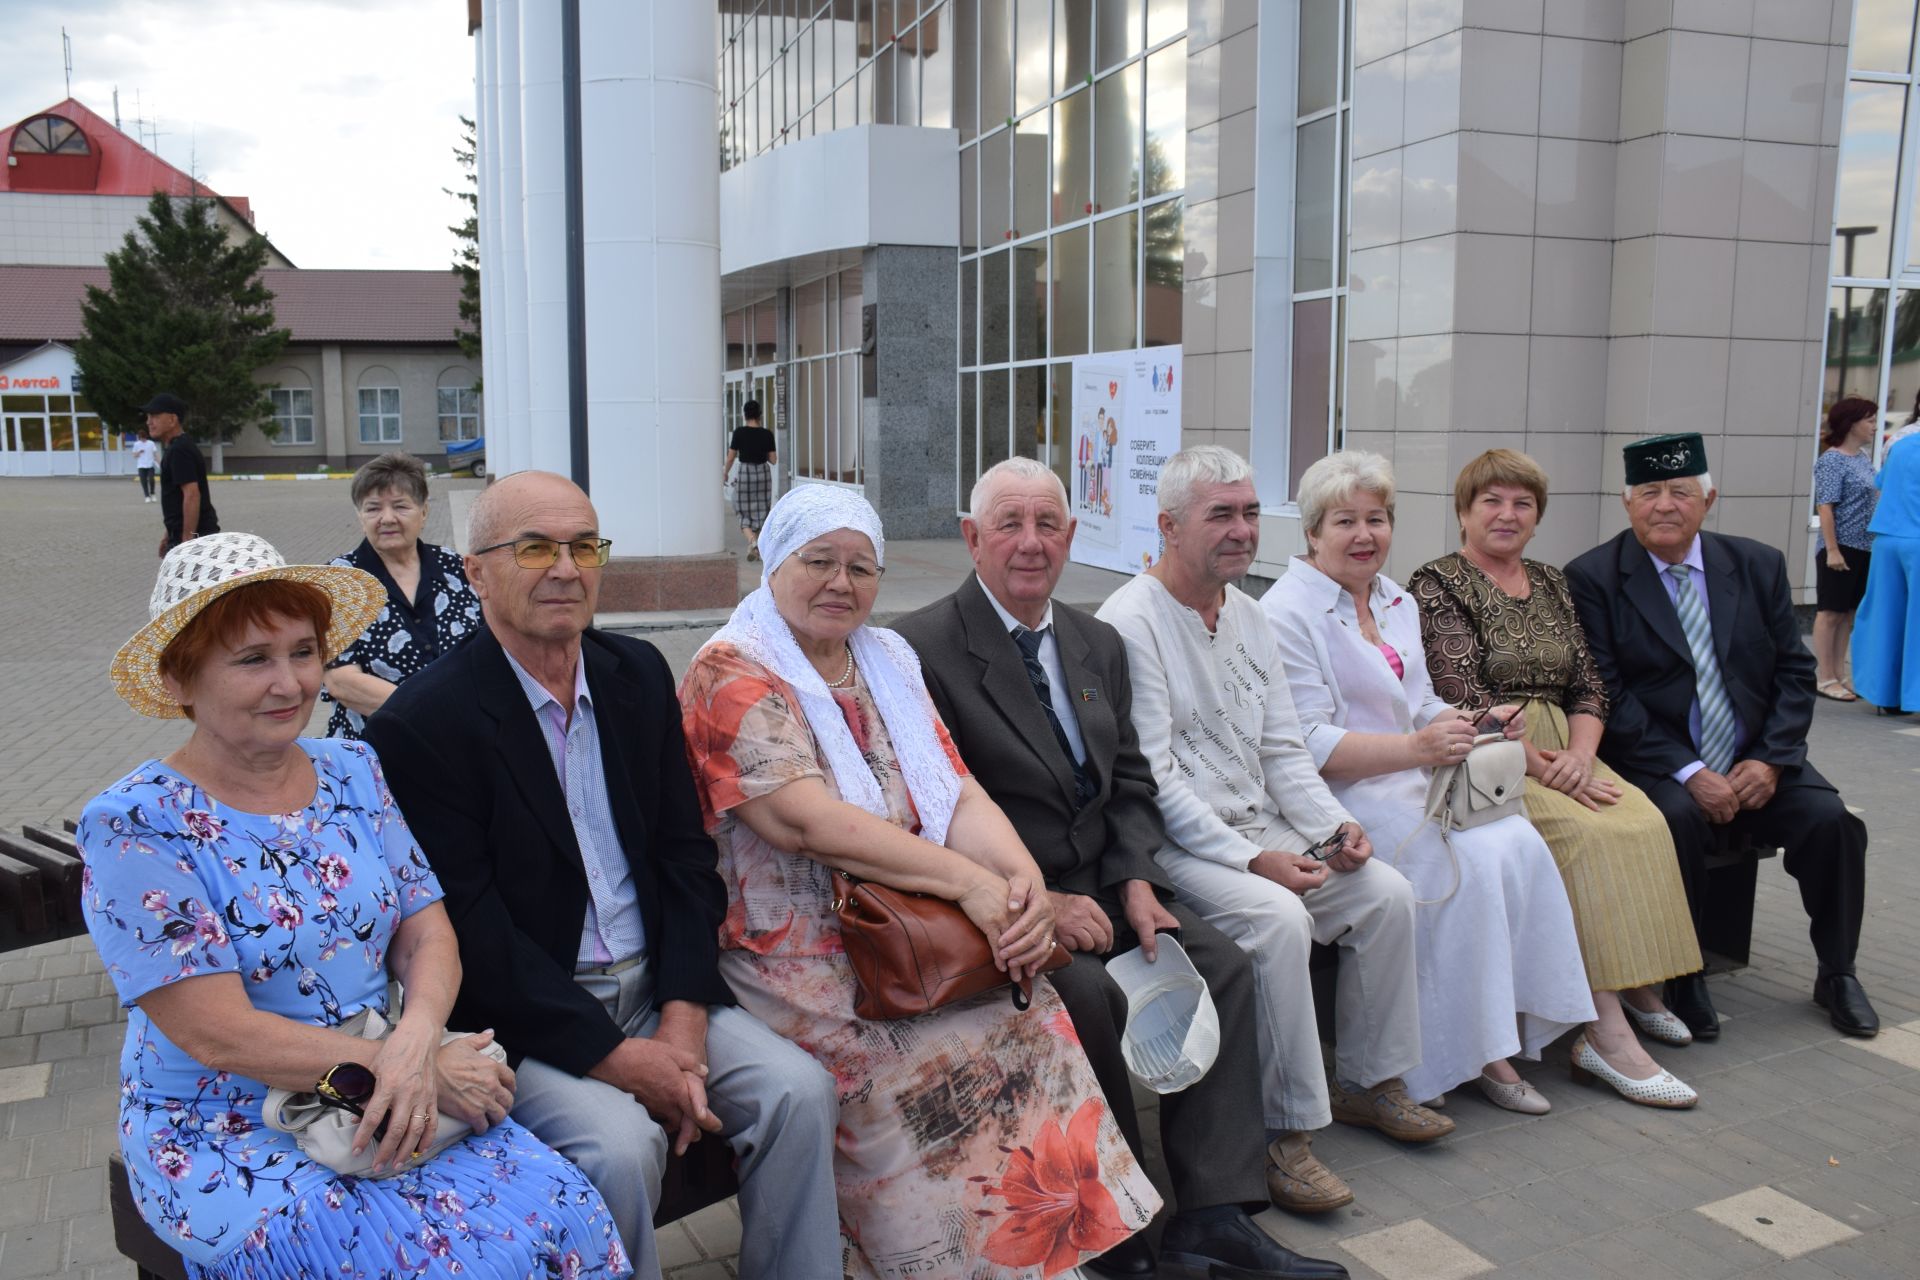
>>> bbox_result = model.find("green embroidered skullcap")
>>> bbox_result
[1623,433,1708,487]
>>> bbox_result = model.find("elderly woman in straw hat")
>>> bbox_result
[80,533,630,1279]
[678,486,1159,1280]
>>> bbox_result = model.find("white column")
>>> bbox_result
[578,0,724,556]
[518,0,571,477]
[493,0,532,478]
[475,11,506,454]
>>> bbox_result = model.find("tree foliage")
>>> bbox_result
[74,193,289,443]
[449,115,481,380]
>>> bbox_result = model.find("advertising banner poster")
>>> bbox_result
[1068,346,1182,573]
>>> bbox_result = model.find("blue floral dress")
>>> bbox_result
[79,737,632,1280]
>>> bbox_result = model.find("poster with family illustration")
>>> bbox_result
[1069,347,1182,574]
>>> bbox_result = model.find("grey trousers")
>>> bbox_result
[1159,815,1422,1133]
[510,964,842,1280]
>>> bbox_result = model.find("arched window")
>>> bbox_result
[435,367,481,441]
[356,367,402,445]
[9,114,90,156]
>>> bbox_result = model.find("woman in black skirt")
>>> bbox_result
[725,398,778,560]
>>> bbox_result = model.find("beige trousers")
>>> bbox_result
[1158,815,1422,1132]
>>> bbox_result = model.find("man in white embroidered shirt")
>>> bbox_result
[1097,446,1440,1211]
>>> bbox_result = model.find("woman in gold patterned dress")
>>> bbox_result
[679,485,1159,1279]
[1409,449,1703,1110]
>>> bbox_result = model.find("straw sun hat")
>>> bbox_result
[110,532,386,719]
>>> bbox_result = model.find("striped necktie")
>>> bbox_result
[1666,563,1737,774]
[1013,627,1097,809]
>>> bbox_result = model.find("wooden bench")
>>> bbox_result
[0,818,85,946]
[110,1132,739,1278]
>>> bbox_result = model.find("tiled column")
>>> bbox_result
[860,245,958,540]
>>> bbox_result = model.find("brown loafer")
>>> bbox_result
[1265,1130,1355,1214]
[1329,1077,1456,1143]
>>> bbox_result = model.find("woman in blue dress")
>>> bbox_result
[1853,434,1920,715]
[84,532,631,1279]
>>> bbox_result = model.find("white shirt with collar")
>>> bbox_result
[1647,535,1747,785]
[981,584,1088,765]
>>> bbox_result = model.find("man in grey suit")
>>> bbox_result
[895,458,1349,1280]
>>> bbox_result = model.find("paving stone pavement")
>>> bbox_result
[4,476,1919,1278]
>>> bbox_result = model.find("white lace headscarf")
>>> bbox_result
[700,485,962,844]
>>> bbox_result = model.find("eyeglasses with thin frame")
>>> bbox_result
[1300,829,1346,862]
[473,537,614,569]
[790,552,886,587]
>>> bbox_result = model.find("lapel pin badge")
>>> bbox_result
[1080,688,1099,702]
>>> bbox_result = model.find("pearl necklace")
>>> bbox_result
[826,642,856,689]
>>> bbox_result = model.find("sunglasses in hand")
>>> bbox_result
[316,1061,389,1142]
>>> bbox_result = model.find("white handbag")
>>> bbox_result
[1391,733,1528,906]
[263,1009,507,1180]
[722,457,740,506]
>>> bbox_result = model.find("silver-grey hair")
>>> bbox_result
[1296,451,1396,535]
[465,470,583,552]
[968,456,1068,520]
[1157,445,1255,518]
[1622,471,1714,501]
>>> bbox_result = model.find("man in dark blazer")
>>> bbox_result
[1565,434,1875,1041]
[363,471,839,1279]
[896,458,1349,1280]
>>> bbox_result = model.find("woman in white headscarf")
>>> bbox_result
[678,486,1159,1280]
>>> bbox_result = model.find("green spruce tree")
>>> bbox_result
[74,193,290,462]
[449,116,481,382]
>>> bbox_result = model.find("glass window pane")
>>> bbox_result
[982,248,1011,363]
[1055,0,1091,88]
[1290,297,1333,495]
[982,127,1013,242]
[874,45,897,123]
[920,2,954,128]
[1294,114,1337,291]
[840,265,864,354]
[961,145,980,251]
[1851,0,1916,72]
[1053,88,1091,223]
[797,278,826,356]
[1015,0,1051,116]
[726,309,747,370]
[755,302,778,364]
[1143,196,1182,347]
[959,370,979,505]
[1298,0,1339,115]
[1146,0,1182,46]
[982,0,1013,126]
[1833,83,1905,280]
[876,0,897,46]
[961,256,980,366]
[1824,286,1887,413]
[955,0,979,140]
[1052,223,1090,356]
[1093,211,1139,352]
[841,352,863,482]
[49,416,74,451]
[1887,289,1920,449]
[1144,44,1184,197]
[1048,362,1074,496]
[827,273,841,351]
[1014,238,1049,361]
[816,18,835,109]
[1014,111,1049,236]
[1096,0,1141,71]
[982,367,1013,473]
[1015,365,1045,461]
[810,360,830,477]
[1093,64,1142,212]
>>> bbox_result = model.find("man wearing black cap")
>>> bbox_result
[142,392,219,556]
[1566,433,1876,1040]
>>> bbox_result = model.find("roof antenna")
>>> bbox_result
[113,87,121,130]
[62,27,72,98]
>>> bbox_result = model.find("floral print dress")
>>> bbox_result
[679,642,1159,1280]
[78,737,630,1280]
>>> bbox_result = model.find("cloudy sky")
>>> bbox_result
[2,0,475,270]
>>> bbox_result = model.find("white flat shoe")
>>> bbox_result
[1624,1002,1694,1047]
[1475,1071,1550,1115]
[1569,1035,1697,1109]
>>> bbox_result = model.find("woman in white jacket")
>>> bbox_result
[1261,452,1594,1113]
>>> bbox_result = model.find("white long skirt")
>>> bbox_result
[1364,797,1596,1101]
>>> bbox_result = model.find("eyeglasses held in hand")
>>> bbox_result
[1473,689,1508,735]
[1301,829,1345,862]
[473,537,614,569]
[316,1061,389,1141]
[791,553,886,586]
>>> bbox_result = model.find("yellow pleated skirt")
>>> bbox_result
[1518,700,1703,992]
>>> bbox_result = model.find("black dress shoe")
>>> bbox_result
[1665,972,1720,1041]
[1083,1233,1157,1278]
[1161,1208,1350,1279]
[1815,973,1881,1037]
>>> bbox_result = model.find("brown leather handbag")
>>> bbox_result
[832,870,1069,1020]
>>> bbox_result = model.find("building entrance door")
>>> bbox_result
[3,416,52,477]
[722,365,781,484]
